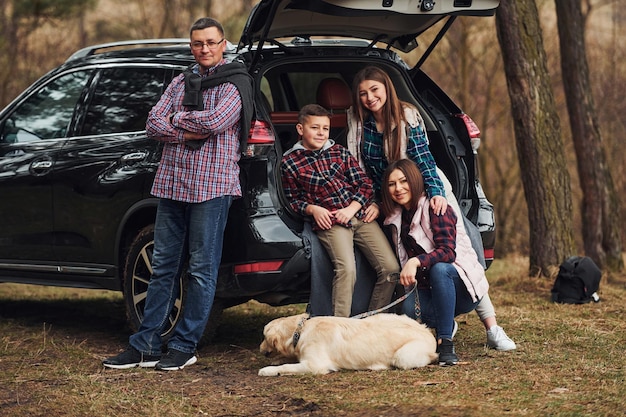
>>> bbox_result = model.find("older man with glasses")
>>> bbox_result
[103,17,254,371]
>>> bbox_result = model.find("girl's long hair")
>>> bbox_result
[381,159,425,218]
[352,66,407,162]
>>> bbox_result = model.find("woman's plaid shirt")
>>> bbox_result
[361,115,444,199]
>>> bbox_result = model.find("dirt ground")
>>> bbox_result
[3,292,461,416]
[3,271,625,417]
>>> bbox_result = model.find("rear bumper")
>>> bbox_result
[215,247,311,305]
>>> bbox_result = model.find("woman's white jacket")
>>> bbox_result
[384,196,489,302]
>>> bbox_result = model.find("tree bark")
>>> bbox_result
[0,0,20,106]
[555,0,623,271]
[495,1,576,276]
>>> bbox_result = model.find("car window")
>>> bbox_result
[287,72,342,110]
[81,67,166,136]
[0,71,91,144]
[259,77,273,111]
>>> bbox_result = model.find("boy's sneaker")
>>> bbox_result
[452,320,458,339]
[486,325,517,351]
[102,346,160,369]
[437,338,459,366]
[155,348,197,371]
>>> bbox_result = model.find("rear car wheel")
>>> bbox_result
[123,225,183,339]
[122,225,223,343]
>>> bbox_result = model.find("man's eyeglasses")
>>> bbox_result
[190,39,225,51]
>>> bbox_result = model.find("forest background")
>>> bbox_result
[1,0,625,261]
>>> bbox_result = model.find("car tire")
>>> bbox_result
[122,224,223,344]
[123,225,183,340]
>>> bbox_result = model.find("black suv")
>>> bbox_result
[0,0,498,337]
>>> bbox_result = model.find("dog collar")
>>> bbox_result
[292,314,310,348]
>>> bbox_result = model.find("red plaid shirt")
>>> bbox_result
[146,61,242,203]
[281,141,373,229]
[403,205,457,269]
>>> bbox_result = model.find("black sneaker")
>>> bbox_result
[102,346,160,369]
[437,338,459,366]
[155,348,197,371]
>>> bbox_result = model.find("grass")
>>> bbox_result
[0,255,625,416]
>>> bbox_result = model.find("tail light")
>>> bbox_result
[483,248,494,264]
[233,260,284,274]
[243,119,275,157]
[456,113,481,154]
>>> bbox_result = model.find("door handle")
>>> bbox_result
[31,160,53,170]
[121,152,148,162]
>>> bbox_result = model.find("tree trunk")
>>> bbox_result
[0,0,20,107]
[495,1,576,276]
[555,0,623,272]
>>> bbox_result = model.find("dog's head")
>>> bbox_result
[259,313,307,360]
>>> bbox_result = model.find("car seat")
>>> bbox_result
[316,77,352,146]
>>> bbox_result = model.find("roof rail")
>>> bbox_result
[66,38,190,62]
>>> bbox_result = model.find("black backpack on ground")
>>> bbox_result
[551,256,601,304]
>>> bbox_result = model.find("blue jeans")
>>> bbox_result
[402,262,480,339]
[130,196,232,355]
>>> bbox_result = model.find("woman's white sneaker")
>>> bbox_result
[486,325,516,351]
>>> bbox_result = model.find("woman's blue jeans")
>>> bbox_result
[130,196,232,355]
[402,262,480,339]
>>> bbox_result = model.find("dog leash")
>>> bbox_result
[293,274,421,347]
[350,283,417,319]
[351,272,422,320]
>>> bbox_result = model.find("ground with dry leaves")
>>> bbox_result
[1,256,625,416]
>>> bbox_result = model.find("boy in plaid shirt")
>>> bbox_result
[281,104,399,317]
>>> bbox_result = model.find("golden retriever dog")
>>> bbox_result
[258,313,437,376]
